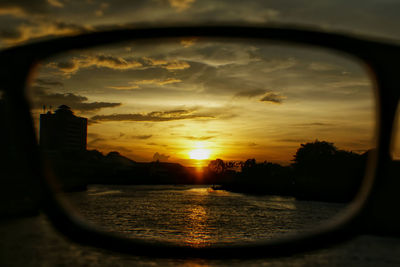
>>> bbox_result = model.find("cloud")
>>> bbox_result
[72,101,121,111]
[327,80,370,88]
[0,17,90,45]
[309,62,337,72]
[107,85,140,90]
[179,44,259,67]
[259,92,286,104]
[35,78,63,87]
[234,89,267,98]
[132,79,159,85]
[134,78,182,86]
[168,0,195,12]
[147,142,168,147]
[0,1,49,16]
[146,142,158,146]
[94,3,109,17]
[31,86,121,112]
[87,137,106,146]
[143,57,190,71]
[164,60,190,70]
[0,27,22,40]
[143,57,168,66]
[158,78,182,85]
[0,7,26,18]
[180,38,197,47]
[48,54,143,76]
[153,152,170,162]
[94,54,142,69]
[47,0,64,8]
[90,108,215,122]
[183,135,215,140]
[262,58,297,73]
[132,135,153,140]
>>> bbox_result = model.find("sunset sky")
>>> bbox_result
[28,38,375,166]
[0,0,398,165]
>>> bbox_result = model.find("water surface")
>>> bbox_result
[66,185,344,247]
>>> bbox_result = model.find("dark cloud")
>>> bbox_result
[147,142,168,147]
[0,28,21,39]
[259,92,286,104]
[73,101,121,111]
[234,89,267,98]
[0,10,89,45]
[91,109,215,122]
[153,152,169,162]
[31,86,121,112]
[0,0,49,14]
[146,142,158,146]
[183,135,215,141]
[35,78,63,87]
[132,135,153,140]
[55,61,75,70]
[52,20,88,32]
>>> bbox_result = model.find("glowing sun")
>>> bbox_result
[188,148,211,160]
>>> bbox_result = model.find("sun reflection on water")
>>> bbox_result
[183,188,212,247]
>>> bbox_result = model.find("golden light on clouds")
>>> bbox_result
[107,85,140,90]
[47,54,143,77]
[169,0,196,12]
[181,38,197,48]
[143,57,191,70]
[134,78,182,86]
[47,0,64,8]
[29,38,375,166]
[0,7,25,17]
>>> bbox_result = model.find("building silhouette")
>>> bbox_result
[40,105,87,151]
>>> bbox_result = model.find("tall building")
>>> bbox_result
[40,105,87,151]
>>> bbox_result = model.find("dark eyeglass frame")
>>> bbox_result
[1,24,400,259]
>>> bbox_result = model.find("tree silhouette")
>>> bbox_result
[291,140,365,202]
[208,158,226,174]
[242,158,256,172]
[293,140,336,167]
[292,140,337,177]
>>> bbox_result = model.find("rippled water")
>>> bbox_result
[65,185,345,247]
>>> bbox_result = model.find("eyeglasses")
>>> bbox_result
[1,24,399,258]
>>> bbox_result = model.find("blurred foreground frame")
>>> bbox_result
[1,24,400,259]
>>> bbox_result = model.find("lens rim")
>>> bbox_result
[1,24,399,258]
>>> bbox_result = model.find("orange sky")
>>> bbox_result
[29,38,376,166]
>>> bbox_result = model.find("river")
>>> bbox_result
[65,184,345,246]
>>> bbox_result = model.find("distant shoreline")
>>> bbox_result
[41,141,399,204]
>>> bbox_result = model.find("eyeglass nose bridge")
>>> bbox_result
[354,48,400,236]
